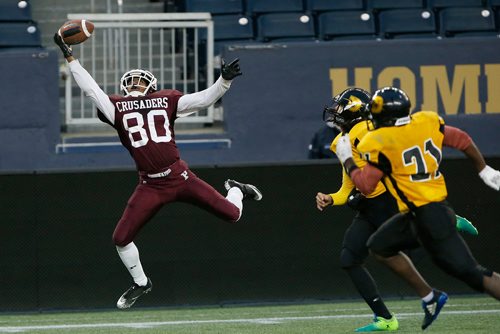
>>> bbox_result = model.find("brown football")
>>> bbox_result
[58,19,94,45]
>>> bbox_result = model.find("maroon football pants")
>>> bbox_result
[112,161,240,246]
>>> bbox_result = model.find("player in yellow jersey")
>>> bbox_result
[317,88,458,331]
[334,86,500,330]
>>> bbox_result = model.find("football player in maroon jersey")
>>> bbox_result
[54,33,262,309]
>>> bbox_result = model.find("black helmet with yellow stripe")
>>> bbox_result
[323,87,371,132]
[368,86,412,129]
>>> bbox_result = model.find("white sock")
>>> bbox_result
[422,290,435,303]
[116,242,148,286]
[226,187,243,220]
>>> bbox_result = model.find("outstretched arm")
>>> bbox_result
[177,58,242,116]
[54,33,115,123]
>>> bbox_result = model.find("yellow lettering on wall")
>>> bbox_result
[421,65,480,115]
[485,64,500,114]
[329,68,372,96]
[377,67,416,111]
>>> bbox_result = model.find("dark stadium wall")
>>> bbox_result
[0,48,60,171]
[0,158,499,311]
[1,38,499,172]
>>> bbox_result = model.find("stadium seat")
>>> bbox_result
[246,0,304,15]
[212,14,254,41]
[318,11,376,40]
[0,0,33,21]
[0,22,41,47]
[305,0,364,12]
[379,9,437,39]
[257,12,315,42]
[428,0,484,9]
[366,0,424,10]
[184,0,243,14]
[440,7,497,37]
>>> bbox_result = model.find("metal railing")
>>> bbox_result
[65,13,214,125]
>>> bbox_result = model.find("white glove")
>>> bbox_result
[479,165,500,191]
[335,134,353,164]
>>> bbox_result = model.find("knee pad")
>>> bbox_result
[340,247,365,269]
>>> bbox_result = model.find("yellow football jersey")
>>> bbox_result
[357,111,447,212]
[330,121,387,204]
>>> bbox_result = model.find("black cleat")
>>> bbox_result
[421,290,448,330]
[224,179,262,201]
[116,277,152,309]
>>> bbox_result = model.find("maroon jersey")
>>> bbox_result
[98,89,183,174]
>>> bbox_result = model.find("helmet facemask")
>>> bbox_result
[120,69,157,97]
[323,88,370,133]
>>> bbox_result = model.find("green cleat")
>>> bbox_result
[355,315,399,332]
[455,215,478,236]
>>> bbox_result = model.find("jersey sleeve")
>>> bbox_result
[177,76,231,117]
[329,168,355,205]
[443,125,472,151]
[68,60,115,124]
[330,132,342,154]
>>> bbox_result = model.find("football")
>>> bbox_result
[58,19,94,45]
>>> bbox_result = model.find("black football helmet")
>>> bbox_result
[367,87,412,129]
[323,88,371,132]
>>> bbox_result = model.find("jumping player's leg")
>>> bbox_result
[178,171,244,222]
[113,183,165,309]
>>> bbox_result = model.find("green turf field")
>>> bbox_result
[0,295,498,333]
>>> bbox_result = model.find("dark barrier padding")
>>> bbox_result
[0,158,499,311]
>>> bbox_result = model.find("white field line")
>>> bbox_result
[0,309,499,333]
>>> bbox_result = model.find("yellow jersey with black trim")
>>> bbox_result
[357,111,447,212]
[331,121,387,200]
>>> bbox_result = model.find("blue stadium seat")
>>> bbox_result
[379,9,437,39]
[0,22,41,47]
[367,0,424,10]
[490,0,500,8]
[318,11,376,40]
[257,12,315,42]
[184,0,243,14]
[428,0,484,9]
[305,0,364,12]
[440,7,497,36]
[246,0,304,15]
[213,14,254,41]
[0,0,33,21]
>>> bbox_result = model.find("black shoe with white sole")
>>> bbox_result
[224,179,262,201]
[116,277,152,309]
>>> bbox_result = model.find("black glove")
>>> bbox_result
[221,58,242,80]
[53,33,73,58]
[347,189,366,210]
